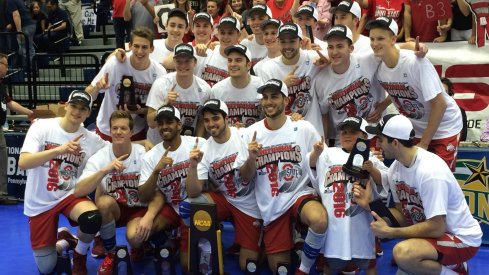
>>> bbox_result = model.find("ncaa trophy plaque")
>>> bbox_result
[154,245,176,275]
[114,245,133,275]
[188,203,224,275]
[342,137,370,184]
[118,75,137,111]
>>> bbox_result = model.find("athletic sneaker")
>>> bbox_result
[97,252,115,275]
[375,237,383,256]
[315,256,325,273]
[130,247,144,262]
[91,235,106,258]
[57,227,78,251]
[226,242,240,256]
[72,251,88,275]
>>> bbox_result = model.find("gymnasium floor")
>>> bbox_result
[1,203,487,274]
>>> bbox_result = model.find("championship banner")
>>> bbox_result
[5,132,27,199]
[425,41,489,142]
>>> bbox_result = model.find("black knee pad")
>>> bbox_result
[78,210,102,234]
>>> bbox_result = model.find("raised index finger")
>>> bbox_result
[316,49,326,59]
[171,83,177,91]
[252,131,257,142]
[290,66,299,75]
[73,134,84,142]
[118,154,129,161]
[194,138,199,149]
[415,36,420,51]
[104,73,109,83]
[320,136,324,144]
[163,146,171,157]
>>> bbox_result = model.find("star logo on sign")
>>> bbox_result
[464,156,489,188]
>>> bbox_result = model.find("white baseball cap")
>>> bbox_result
[365,114,414,140]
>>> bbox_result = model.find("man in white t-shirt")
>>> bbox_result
[198,16,241,87]
[366,17,463,171]
[146,43,211,144]
[312,25,384,142]
[74,111,166,274]
[210,44,263,127]
[252,18,282,75]
[354,114,482,275]
[138,105,205,271]
[86,27,167,142]
[332,1,372,54]
[240,4,273,68]
[185,99,261,271]
[19,90,108,275]
[235,79,327,274]
[254,22,325,135]
[293,4,328,50]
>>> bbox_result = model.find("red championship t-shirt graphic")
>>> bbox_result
[329,77,374,117]
[157,160,190,206]
[45,142,84,192]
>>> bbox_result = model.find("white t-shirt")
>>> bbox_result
[92,54,167,137]
[384,148,482,247]
[234,117,320,225]
[376,50,462,139]
[197,127,260,218]
[151,39,173,65]
[254,50,324,134]
[315,53,384,140]
[78,144,147,207]
[209,76,263,127]
[353,35,372,55]
[198,45,229,87]
[306,147,387,260]
[252,56,271,76]
[146,72,211,143]
[139,136,206,214]
[21,118,108,216]
[240,38,267,68]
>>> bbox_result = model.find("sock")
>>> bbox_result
[299,228,325,273]
[440,265,458,275]
[100,220,117,252]
[75,240,91,255]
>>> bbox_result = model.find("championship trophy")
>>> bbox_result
[114,245,133,275]
[154,245,176,275]
[342,137,370,185]
[56,255,72,275]
[188,203,224,275]
[118,75,137,111]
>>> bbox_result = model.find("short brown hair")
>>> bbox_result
[130,27,155,48]
[109,111,134,130]
[0,53,7,61]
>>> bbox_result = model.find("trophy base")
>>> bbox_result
[342,164,369,179]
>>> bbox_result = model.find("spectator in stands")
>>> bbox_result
[113,0,132,49]
[6,0,37,67]
[58,0,83,45]
[441,77,467,142]
[0,52,33,205]
[34,0,70,53]
[291,0,333,41]
[450,0,476,42]
[268,0,293,23]
[207,0,227,25]
[403,0,452,42]
[30,1,47,35]
[357,0,406,41]
[172,0,197,43]
[230,0,247,14]
[241,0,267,35]
[124,0,156,41]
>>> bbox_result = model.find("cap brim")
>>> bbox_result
[68,99,91,109]
[331,6,350,15]
[336,121,358,131]
[365,125,383,136]
[155,113,179,121]
[261,21,280,29]
[325,32,349,41]
[294,10,314,19]
[278,31,300,38]
[174,52,196,59]
[365,20,388,31]
[199,105,226,116]
[218,22,237,29]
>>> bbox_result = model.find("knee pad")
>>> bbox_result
[34,247,57,275]
[179,195,211,227]
[78,210,102,234]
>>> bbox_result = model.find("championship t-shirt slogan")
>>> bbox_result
[157,160,190,205]
[287,76,312,116]
[44,142,85,192]
[256,143,303,197]
[379,80,425,119]
[328,77,374,117]
[210,153,253,197]
[324,165,364,218]
[395,181,426,225]
[105,172,142,207]
[226,102,260,126]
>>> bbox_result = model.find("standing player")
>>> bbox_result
[74,111,165,274]
[366,17,462,171]
[253,18,282,75]
[254,22,324,134]
[293,4,328,50]
[210,44,263,127]
[85,27,167,142]
[138,105,205,272]
[332,0,372,54]
[146,43,211,143]
[19,90,106,275]
[240,4,273,67]
[185,99,262,271]
[354,114,482,275]
[235,79,328,274]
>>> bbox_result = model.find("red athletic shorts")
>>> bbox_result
[426,233,480,266]
[158,203,189,252]
[115,205,147,227]
[209,192,262,252]
[414,133,460,172]
[95,126,147,142]
[29,194,90,249]
[263,194,318,254]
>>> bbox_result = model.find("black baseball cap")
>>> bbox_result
[260,18,281,30]
[218,16,240,32]
[155,105,181,121]
[365,16,398,35]
[257,79,288,97]
[365,114,415,140]
[199,99,229,116]
[294,5,319,21]
[337,116,371,138]
[174,43,196,59]
[68,90,92,110]
[224,44,252,61]
[325,24,353,43]
[332,1,361,19]
[193,12,212,25]
[278,22,303,39]
[248,4,272,18]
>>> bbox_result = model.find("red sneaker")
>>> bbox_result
[295,268,308,275]
[91,234,106,258]
[72,251,87,275]
[57,227,78,251]
[375,237,383,256]
[97,252,115,275]
[130,247,144,262]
